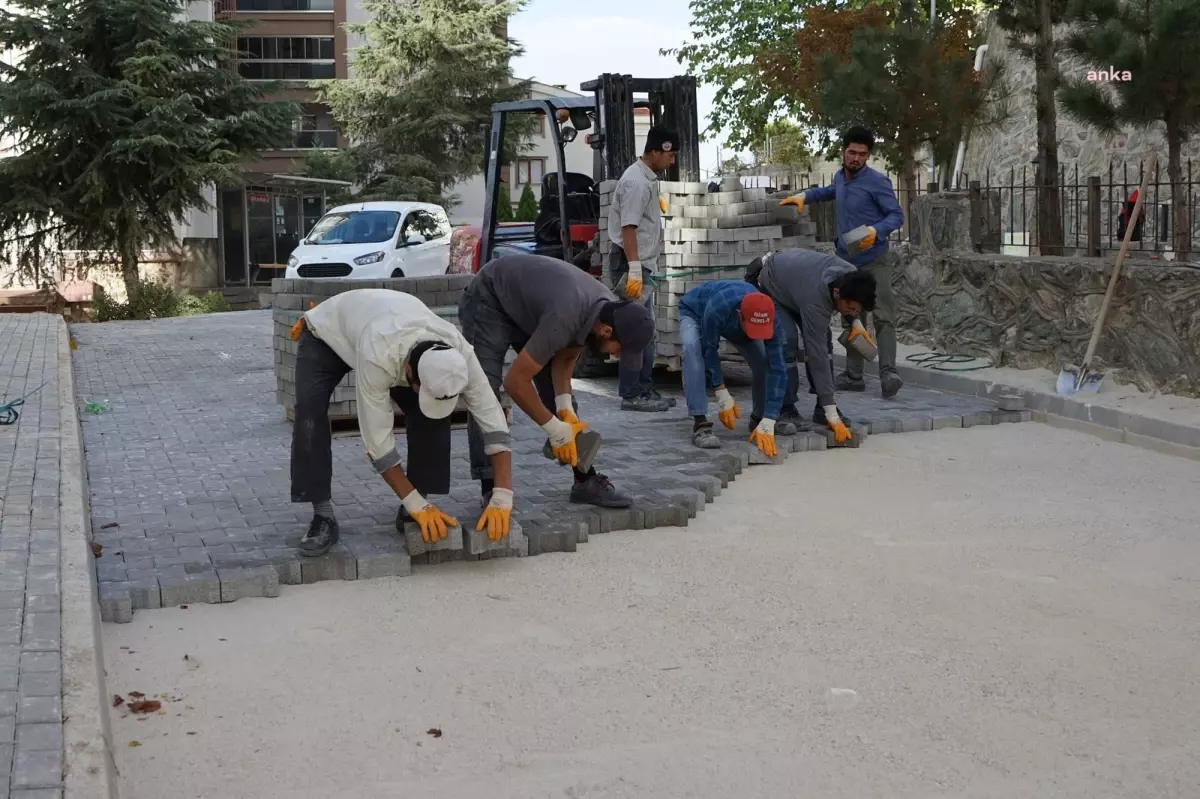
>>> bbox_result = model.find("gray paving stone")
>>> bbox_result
[16,696,59,725]
[217,566,281,602]
[932,415,964,430]
[15,723,61,751]
[899,417,934,433]
[0,714,12,743]
[404,520,464,558]
[12,788,64,799]
[157,567,221,607]
[463,520,527,557]
[12,746,62,790]
[299,546,358,584]
[20,614,60,653]
[15,673,57,699]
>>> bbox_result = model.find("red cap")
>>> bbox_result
[739,292,775,340]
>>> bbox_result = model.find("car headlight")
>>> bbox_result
[287,255,298,269]
[353,251,385,265]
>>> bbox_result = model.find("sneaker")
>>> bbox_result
[881,372,903,399]
[650,388,677,408]
[691,425,721,449]
[835,373,867,392]
[569,472,632,508]
[621,393,670,412]
[299,516,339,557]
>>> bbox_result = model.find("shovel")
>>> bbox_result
[1057,152,1156,396]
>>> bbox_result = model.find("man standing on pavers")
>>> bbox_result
[746,248,877,445]
[779,125,905,399]
[460,252,656,509]
[608,125,679,413]
[288,289,515,557]
[678,280,795,455]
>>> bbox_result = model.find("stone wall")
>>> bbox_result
[270,274,498,419]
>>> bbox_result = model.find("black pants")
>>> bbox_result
[290,329,451,504]
[459,278,573,482]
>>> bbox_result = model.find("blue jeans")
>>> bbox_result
[612,268,657,400]
[679,312,767,420]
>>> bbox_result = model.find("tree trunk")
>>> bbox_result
[1166,122,1190,257]
[900,159,918,239]
[1033,0,1064,256]
[119,235,140,304]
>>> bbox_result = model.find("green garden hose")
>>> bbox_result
[0,381,47,426]
[905,352,993,372]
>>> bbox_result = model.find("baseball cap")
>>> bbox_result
[739,292,775,340]
[610,301,655,372]
[416,346,469,419]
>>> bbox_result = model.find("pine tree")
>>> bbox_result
[316,0,532,210]
[0,0,297,297]
[1058,0,1200,256]
[495,193,516,222]
[515,183,539,222]
[991,0,1072,255]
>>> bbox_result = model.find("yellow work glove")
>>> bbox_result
[857,226,877,250]
[402,490,458,544]
[823,405,853,444]
[847,319,875,346]
[659,195,669,213]
[779,195,805,214]
[625,260,643,299]
[475,487,512,541]
[715,387,740,430]
[555,393,579,424]
[541,415,588,467]
[748,418,777,457]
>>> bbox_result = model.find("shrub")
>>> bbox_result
[90,279,232,322]
[496,193,515,222]
[515,183,539,222]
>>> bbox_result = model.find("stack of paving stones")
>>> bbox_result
[270,274,510,420]
[70,311,1029,623]
[596,180,816,370]
[0,315,66,796]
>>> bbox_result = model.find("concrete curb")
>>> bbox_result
[835,353,1200,461]
[57,322,119,798]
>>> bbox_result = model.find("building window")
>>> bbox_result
[236,36,335,80]
[537,115,546,137]
[289,111,338,149]
[515,158,545,186]
[236,0,333,9]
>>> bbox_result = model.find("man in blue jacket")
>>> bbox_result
[678,280,796,454]
[780,126,905,398]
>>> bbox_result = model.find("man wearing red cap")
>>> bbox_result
[678,280,796,454]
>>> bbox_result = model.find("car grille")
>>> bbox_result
[297,263,352,278]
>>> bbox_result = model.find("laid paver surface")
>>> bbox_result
[0,315,66,798]
[71,310,1013,619]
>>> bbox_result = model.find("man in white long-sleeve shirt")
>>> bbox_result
[288,289,513,557]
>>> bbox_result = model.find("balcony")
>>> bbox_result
[290,130,338,149]
[235,0,334,10]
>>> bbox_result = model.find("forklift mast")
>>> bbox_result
[580,74,701,183]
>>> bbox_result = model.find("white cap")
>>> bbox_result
[416,347,468,419]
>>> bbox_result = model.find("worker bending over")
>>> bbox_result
[460,253,656,509]
[746,248,877,444]
[679,280,795,454]
[288,289,514,557]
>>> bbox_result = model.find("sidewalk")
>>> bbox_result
[0,314,114,799]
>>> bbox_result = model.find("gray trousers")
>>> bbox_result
[608,246,657,399]
[459,277,578,482]
[290,329,450,504]
[842,251,898,380]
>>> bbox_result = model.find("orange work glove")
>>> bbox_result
[715,387,740,430]
[475,488,512,541]
[779,195,806,214]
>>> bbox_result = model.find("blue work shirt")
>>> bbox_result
[803,165,904,266]
[679,280,787,420]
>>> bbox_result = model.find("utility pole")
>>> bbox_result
[929,0,936,187]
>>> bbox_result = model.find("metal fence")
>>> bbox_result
[784,161,1200,259]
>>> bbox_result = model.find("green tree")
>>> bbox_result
[751,120,815,167]
[1058,0,1200,256]
[515,183,539,222]
[495,192,516,222]
[315,0,532,210]
[990,0,1071,254]
[0,0,296,297]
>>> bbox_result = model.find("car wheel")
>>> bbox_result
[390,268,405,278]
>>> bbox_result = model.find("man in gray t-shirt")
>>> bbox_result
[460,253,655,508]
[607,125,678,413]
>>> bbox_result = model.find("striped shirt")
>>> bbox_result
[679,281,787,420]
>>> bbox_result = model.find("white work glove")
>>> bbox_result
[625,260,643,298]
[823,405,852,444]
[486,487,514,510]
[402,490,458,543]
[748,418,777,457]
[714,387,740,429]
[554,393,578,423]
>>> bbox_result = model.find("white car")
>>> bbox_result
[285,201,452,280]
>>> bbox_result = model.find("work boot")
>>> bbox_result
[812,402,853,428]
[649,388,677,408]
[691,424,721,449]
[569,472,632,508]
[880,372,903,399]
[621,392,670,412]
[298,516,339,557]
[835,373,867,392]
[778,405,812,432]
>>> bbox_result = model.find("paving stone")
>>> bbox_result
[96,584,132,624]
[463,520,527,558]
[16,695,59,725]
[12,746,62,790]
[218,566,281,602]
[746,440,789,465]
[15,723,61,751]
[991,409,1032,424]
[404,520,465,558]
[962,411,997,427]
[340,538,411,580]
[932,415,964,430]
[525,522,585,555]
[299,546,358,584]
[157,567,221,607]
[20,614,60,653]
[0,714,12,743]
[16,672,57,699]
[12,789,65,799]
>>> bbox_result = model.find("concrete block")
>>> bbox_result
[961,411,996,427]
[341,538,411,579]
[11,746,61,790]
[747,441,788,465]
[218,565,281,602]
[464,520,527,557]
[158,566,222,606]
[97,583,132,624]
[931,415,964,430]
[997,394,1025,411]
[868,418,897,434]
[804,432,828,451]
[900,417,934,433]
[299,545,358,583]
[123,569,161,610]
[404,519,465,558]
[525,522,583,555]
[659,488,706,518]
[991,409,1031,424]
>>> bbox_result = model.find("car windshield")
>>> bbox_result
[306,211,401,245]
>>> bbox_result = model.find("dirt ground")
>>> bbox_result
[104,423,1200,799]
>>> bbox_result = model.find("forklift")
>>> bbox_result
[475,73,701,270]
